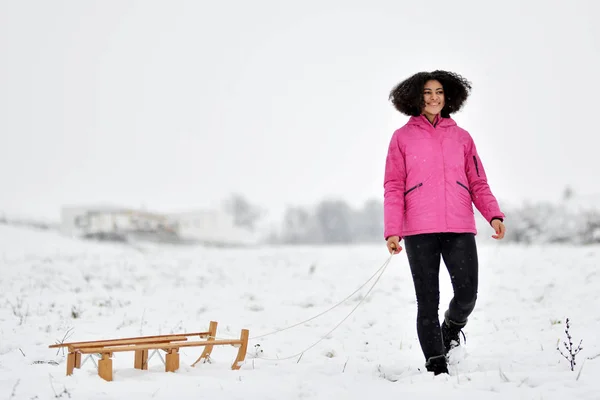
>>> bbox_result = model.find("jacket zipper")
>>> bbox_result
[473,156,480,177]
[404,182,423,195]
[457,181,470,193]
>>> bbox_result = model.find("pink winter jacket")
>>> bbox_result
[383,115,504,240]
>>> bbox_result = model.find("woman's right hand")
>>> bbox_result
[386,236,402,254]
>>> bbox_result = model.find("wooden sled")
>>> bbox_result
[48,321,249,381]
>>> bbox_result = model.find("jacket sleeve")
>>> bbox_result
[383,132,406,239]
[465,135,505,223]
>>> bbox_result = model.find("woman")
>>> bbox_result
[383,70,506,375]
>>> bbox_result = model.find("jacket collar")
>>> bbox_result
[408,114,456,129]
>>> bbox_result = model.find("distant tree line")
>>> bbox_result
[499,202,600,245]
[273,198,383,244]
[221,193,383,244]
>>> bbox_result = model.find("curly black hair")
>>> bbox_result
[389,70,472,117]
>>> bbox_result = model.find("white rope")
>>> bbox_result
[207,253,396,343]
[247,253,394,341]
[251,253,394,362]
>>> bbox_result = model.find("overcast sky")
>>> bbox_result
[1,0,599,221]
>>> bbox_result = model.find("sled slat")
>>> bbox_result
[77,339,243,354]
[49,332,209,349]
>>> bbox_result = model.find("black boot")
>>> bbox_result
[425,355,448,375]
[441,311,467,355]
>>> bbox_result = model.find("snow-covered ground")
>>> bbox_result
[1,224,599,399]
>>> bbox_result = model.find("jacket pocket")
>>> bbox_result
[404,182,423,196]
[456,181,470,193]
[473,156,480,177]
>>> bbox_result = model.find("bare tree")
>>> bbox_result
[223,193,263,231]
[314,199,353,243]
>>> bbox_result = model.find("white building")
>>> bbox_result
[60,205,256,246]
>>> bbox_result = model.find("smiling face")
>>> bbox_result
[422,80,445,120]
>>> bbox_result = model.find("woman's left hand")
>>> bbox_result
[491,219,506,240]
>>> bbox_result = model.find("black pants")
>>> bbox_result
[404,232,479,360]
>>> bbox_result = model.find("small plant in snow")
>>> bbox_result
[49,375,71,399]
[557,318,583,371]
[9,379,20,399]
[54,328,75,356]
[9,297,29,326]
[252,343,264,358]
[70,306,81,319]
